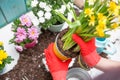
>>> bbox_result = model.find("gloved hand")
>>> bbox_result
[72,34,101,67]
[44,43,71,80]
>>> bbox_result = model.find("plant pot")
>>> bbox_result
[95,38,117,55]
[24,40,37,49]
[48,22,65,32]
[66,68,92,80]
[53,28,90,70]
[0,66,6,75]
[53,29,79,61]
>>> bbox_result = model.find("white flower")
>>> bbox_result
[88,0,96,5]
[39,2,46,8]
[39,17,45,23]
[31,0,38,7]
[61,5,66,12]
[32,17,40,26]
[44,5,52,12]
[112,0,118,4]
[37,10,44,18]
[45,12,52,20]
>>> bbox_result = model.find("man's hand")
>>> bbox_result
[44,43,71,80]
[72,34,101,67]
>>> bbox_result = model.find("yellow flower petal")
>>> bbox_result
[89,15,95,26]
[0,61,2,64]
[111,23,118,29]
[84,8,94,17]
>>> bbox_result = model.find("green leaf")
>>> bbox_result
[54,11,71,25]
[73,45,80,52]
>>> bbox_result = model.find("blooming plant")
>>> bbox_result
[31,0,71,29]
[55,0,120,51]
[0,41,14,71]
[9,14,40,52]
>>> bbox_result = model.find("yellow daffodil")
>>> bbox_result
[111,23,118,29]
[108,1,117,13]
[0,50,8,60]
[98,13,104,20]
[0,61,2,64]
[113,6,120,16]
[97,13,107,23]
[0,41,3,46]
[89,15,95,26]
[98,20,106,30]
[84,8,94,17]
[96,27,105,37]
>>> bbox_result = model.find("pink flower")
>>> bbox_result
[14,38,23,43]
[20,15,32,27]
[28,26,39,40]
[15,27,27,42]
[15,45,23,52]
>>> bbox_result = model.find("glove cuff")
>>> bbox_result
[52,71,67,80]
[82,50,101,67]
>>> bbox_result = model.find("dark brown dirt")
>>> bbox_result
[0,29,58,80]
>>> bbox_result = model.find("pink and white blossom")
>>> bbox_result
[11,14,40,51]
[15,45,23,52]
[15,27,27,41]
[20,15,32,27]
[28,26,39,40]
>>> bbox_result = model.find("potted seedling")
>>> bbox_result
[9,14,40,52]
[53,0,120,69]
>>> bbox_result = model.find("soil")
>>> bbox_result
[0,29,108,80]
[57,28,79,58]
[0,29,57,80]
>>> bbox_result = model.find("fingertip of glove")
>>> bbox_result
[72,34,77,38]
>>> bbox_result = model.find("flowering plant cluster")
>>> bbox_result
[0,41,14,71]
[9,14,40,52]
[31,0,71,29]
[56,0,120,51]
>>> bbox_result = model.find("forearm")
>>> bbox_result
[95,57,120,72]
[73,0,84,9]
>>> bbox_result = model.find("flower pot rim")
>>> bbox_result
[54,34,70,61]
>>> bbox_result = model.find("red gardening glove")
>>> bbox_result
[44,43,71,80]
[72,34,101,67]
